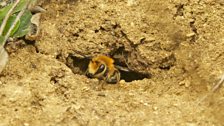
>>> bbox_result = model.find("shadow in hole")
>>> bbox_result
[66,55,90,75]
[119,70,150,82]
[66,54,150,82]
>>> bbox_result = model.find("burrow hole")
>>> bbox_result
[66,53,150,82]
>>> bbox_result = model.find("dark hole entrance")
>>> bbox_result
[111,47,150,82]
[66,54,150,82]
[119,70,150,82]
[66,54,90,75]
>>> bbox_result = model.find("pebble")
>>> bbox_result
[119,80,125,84]
[98,92,106,97]
[23,123,29,126]
[186,33,195,37]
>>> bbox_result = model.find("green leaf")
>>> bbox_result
[0,0,28,21]
[2,14,20,36]
[12,0,28,14]
[13,10,32,38]
[0,4,12,21]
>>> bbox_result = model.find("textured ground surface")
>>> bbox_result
[0,0,224,125]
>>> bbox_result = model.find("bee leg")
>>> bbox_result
[106,70,120,84]
[106,78,118,84]
[94,80,105,91]
[100,80,106,90]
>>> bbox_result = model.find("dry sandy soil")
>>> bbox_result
[0,0,224,125]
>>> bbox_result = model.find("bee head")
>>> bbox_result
[86,59,107,79]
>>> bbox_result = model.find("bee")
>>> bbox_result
[86,55,120,84]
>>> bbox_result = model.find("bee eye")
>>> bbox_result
[95,64,105,74]
[99,64,105,71]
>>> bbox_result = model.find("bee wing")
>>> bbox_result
[115,65,130,72]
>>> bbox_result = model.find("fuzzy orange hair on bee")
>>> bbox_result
[86,55,120,84]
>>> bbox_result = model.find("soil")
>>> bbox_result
[0,0,224,125]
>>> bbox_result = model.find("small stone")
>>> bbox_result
[186,33,195,37]
[179,80,185,86]
[186,123,197,126]
[189,19,195,23]
[153,106,158,111]
[179,80,190,88]
[143,102,149,106]
[82,87,89,91]
[98,92,106,97]
[148,37,156,41]
[24,123,29,126]
[74,104,81,110]
[119,80,126,84]
[185,80,190,88]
